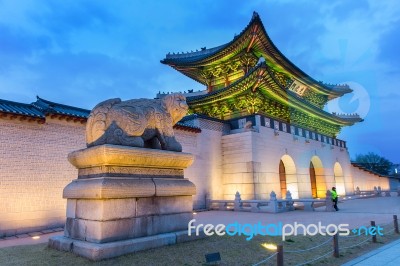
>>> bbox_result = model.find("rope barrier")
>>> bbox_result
[252,252,278,266]
[285,236,333,253]
[253,216,399,265]
[384,227,396,234]
[341,233,363,238]
[341,237,370,249]
[294,250,333,266]
[339,235,369,244]
[380,221,393,227]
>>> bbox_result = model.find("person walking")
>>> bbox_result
[331,187,339,211]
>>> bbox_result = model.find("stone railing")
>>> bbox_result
[354,186,400,197]
[208,191,336,213]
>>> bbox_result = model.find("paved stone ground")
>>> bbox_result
[343,238,400,266]
[0,197,399,263]
[0,231,61,248]
[194,197,400,228]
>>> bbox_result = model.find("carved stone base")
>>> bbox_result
[49,145,196,259]
[64,196,193,243]
[68,144,194,179]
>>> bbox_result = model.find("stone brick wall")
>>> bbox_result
[0,113,390,236]
[0,116,221,235]
[0,118,85,237]
[221,125,356,200]
[220,123,393,201]
[351,166,390,191]
[175,118,225,209]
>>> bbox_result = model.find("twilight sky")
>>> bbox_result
[0,0,399,163]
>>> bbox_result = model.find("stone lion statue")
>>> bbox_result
[86,93,188,152]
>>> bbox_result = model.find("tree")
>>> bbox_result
[354,152,393,175]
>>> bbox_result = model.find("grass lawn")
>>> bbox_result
[0,222,399,266]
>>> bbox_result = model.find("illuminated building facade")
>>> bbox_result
[160,12,377,201]
[0,13,391,237]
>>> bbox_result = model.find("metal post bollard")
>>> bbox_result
[371,221,377,243]
[277,244,284,266]
[394,215,399,234]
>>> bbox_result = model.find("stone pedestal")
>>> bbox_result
[49,144,198,260]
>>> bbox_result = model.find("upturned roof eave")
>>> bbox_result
[187,63,361,127]
[248,14,351,98]
[162,12,350,98]
[33,96,90,118]
[0,98,45,118]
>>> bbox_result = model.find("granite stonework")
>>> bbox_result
[49,230,207,261]
[49,144,197,260]
[86,93,188,152]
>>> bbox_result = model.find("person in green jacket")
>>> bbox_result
[331,187,339,211]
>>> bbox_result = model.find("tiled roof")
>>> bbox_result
[33,96,90,118]
[180,114,227,124]
[160,11,258,65]
[0,96,89,121]
[186,62,362,126]
[161,12,352,97]
[0,99,44,118]
[186,61,264,102]
[0,97,202,133]
[162,44,230,64]
[174,121,202,133]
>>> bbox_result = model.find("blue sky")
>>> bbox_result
[0,0,399,163]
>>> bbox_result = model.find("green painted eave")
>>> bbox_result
[187,62,362,127]
[162,12,352,99]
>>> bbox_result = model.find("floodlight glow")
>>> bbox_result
[261,243,277,250]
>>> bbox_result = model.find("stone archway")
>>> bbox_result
[280,155,299,199]
[334,162,346,196]
[279,160,287,197]
[310,156,327,198]
[309,161,317,198]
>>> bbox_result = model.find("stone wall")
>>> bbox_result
[176,118,225,209]
[351,166,390,191]
[0,118,85,237]
[389,177,400,190]
[220,120,393,201]
[222,122,355,200]
[0,116,221,236]
[0,113,392,236]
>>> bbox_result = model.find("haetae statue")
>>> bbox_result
[86,93,188,152]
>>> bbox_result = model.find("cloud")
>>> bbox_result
[377,18,400,67]
[0,25,51,65]
[0,0,399,162]
[329,0,370,21]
